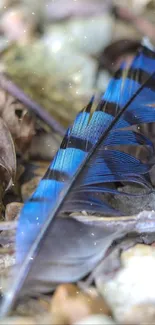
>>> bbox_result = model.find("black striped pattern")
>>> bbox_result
[43,169,69,182]
[115,68,155,91]
[67,136,92,152]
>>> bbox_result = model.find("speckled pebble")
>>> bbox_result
[96,244,155,322]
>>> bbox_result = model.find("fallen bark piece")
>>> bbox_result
[50,284,111,325]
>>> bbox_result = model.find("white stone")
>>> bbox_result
[74,314,116,325]
[96,244,155,322]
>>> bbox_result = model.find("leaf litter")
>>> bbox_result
[0,1,155,324]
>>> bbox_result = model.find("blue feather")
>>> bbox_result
[0,45,155,317]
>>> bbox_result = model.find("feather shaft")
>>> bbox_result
[0,71,154,317]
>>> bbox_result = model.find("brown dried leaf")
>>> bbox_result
[15,111,36,153]
[0,89,35,154]
[50,284,111,325]
[0,116,16,191]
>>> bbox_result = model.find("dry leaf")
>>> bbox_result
[0,88,35,154]
[0,116,16,191]
[15,111,35,153]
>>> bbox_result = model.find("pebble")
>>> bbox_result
[5,202,23,221]
[50,284,111,325]
[0,317,36,325]
[96,244,155,322]
[122,303,155,324]
[74,314,116,325]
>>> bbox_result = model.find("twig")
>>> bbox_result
[0,74,65,136]
[115,6,155,42]
[0,220,17,231]
[0,247,14,255]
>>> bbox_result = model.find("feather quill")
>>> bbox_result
[0,45,155,317]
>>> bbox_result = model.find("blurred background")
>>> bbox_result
[0,2,155,323]
[0,0,154,129]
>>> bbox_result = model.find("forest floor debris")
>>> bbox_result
[0,0,155,324]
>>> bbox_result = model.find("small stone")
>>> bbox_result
[96,244,155,322]
[44,14,114,56]
[50,284,111,325]
[0,317,36,325]
[121,243,155,265]
[74,314,116,325]
[0,7,37,43]
[123,303,155,325]
[21,176,41,201]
